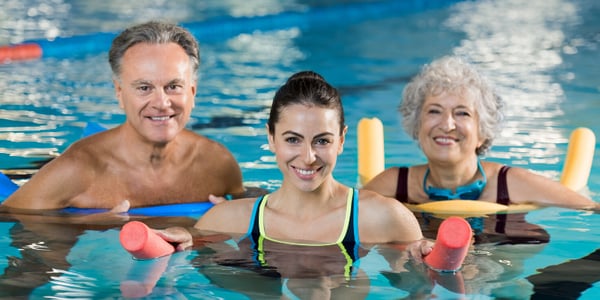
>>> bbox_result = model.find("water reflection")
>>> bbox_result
[0,0,302,172]
[0,1,70,44]
[445,0,579,170]
[2,205,597,298]
[0,0,302,45]
[0,1,599,298]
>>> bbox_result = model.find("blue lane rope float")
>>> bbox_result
[0,0,463,63]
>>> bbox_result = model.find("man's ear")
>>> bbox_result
[113,79,124,109]
[190,82,197,108]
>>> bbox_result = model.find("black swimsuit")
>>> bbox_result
[243,188,363,279]
[394,166,549,244]
[394,165,512,204]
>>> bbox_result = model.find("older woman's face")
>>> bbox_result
[418,91,484,164]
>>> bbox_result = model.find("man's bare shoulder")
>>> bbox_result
[179,129,238,166]
[60,129,119,164]
[0,130,122,209]
[181,129,231,151]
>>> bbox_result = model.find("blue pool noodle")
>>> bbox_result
[0,172,18,198]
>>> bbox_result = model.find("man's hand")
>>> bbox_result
[111,199,130,213]
[208,194,227,205]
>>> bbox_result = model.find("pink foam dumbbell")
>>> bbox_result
[424,216,472,272]
[120,221,175,260]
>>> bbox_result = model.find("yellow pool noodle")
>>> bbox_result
[404,200,539,217]
[356,123,595,216]
[560,127,596,191]
[408,127,595,215]
[357,117,385,186]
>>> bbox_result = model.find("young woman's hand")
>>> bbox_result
[406,239,434,263]
[154,227,193,251]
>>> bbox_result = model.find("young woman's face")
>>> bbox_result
[268,104,346,192]
[418,91,483,164]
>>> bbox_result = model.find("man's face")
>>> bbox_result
[114,42,196,144]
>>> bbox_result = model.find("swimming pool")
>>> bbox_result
[1,0,599,298]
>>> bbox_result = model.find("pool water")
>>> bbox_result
[1,0,599,299]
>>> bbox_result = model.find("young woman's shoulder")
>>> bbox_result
[358,189,413,215]
[195,197,258,234]
[357,189,423,243]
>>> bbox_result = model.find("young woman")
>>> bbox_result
[162,70,427,249]
[151,71,433,298]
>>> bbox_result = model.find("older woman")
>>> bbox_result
[364,56,598,211]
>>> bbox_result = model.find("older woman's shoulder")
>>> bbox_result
[358,189,407,210]
[480,160,511,176]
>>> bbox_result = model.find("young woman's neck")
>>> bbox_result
[272,179,347,215]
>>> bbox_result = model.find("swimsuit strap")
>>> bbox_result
[246,195,266,246]
[494,165,512,234]
[256,188,357,246]
[341,187,360,244]
[395,167,409,203]
[248,189,360,279]
[497,165,511,205]
[341,188,360,262]
[244,195,268,266]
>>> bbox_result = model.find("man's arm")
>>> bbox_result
[1,154,88,210]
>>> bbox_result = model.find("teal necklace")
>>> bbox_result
[423,160,487,200]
